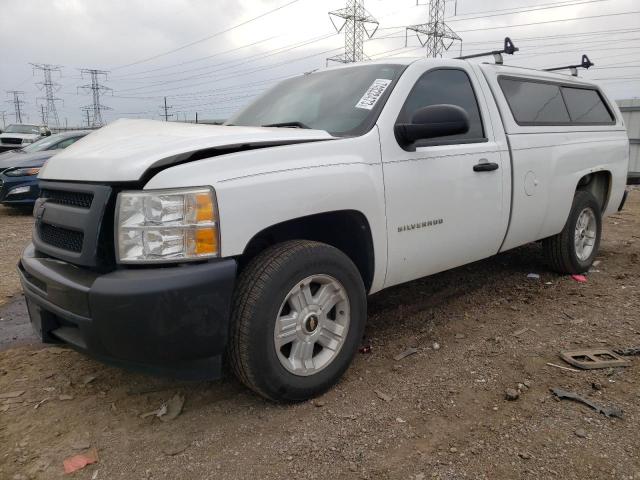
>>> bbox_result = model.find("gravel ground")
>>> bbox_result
[0,190,638,480]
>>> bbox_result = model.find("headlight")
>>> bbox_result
[116,187,219,264]
[4,167,40,177]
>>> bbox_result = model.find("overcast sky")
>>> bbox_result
[1,0,639,127]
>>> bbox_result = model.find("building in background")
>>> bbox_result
[617,99,640,184]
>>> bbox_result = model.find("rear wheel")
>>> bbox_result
[228,240,366,402]
[543,190,602,274]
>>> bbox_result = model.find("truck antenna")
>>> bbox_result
[543,55,594,77]
[456,37,518,65]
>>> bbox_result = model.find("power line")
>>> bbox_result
[112,0,302,71]
[327,0,379,64]
[406,0,461,57]
[78,69,111,127]
[447,0,608,22]
[6,91,26,123]
[31,63,63,128]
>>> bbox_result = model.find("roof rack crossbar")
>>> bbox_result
[544,55,594,77]
[456,37,518,65]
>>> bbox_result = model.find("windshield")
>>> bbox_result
[227,64,405,136]
[4,124,40,134]
[21,135,62,153]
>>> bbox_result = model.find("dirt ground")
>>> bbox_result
[0,206,33,306]
[1,191,639,480]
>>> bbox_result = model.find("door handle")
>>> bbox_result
[473,161,499,172]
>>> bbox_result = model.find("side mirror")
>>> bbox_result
[395,104,469,148]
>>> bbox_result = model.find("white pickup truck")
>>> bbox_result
[20,54,629,402]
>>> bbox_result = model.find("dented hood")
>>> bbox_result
[39,118,334,182]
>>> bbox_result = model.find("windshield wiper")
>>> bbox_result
[262,121,310,129]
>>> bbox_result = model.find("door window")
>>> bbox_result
[397,69,485,145]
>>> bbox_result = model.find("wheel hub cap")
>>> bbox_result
[574,207,597,262]
[274,274,350,377]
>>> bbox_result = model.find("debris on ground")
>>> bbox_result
[526,273,540,280]
[614,346,640,356]
[374,390,392,402]
[571,274,588,283]
[163,441,190,456]
[546,362,580,372]
[559,349,631,370]
[358,344,372,354]
[551,387,623,418]
[59,394,74,401]
[141,394,185,422]
[63,447,99,474]
[432,342,441,351]
[575,428,587,438]
[0,390,25,399]
[511,327,530,337]
[82,375,97,385]
[393,347,418,361]
[505,388,520,401]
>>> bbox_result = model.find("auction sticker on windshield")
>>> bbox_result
[355,79,392,110]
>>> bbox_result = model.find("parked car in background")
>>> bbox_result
[0,124,51,152]
[0,131,89,208]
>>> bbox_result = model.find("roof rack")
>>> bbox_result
[544,55,594,77]
[457,37,518,65]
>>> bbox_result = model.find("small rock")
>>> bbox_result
[392,364,402,372]
[163,442,189,456]
[59,394,74,401]
[575,428,587,438]
[312,399,326,408]
[349,462,358,472]
[71,440,91,450]
[591,382,603,391]
[82,375,97,385]
[519,452,532,460]
[505,388,520,401]
[523,380,532,388]
[455,333,465,339]
[374,390,392,402]
[396,417,406,423]
[449,447,458,453]
[432,342,441,351]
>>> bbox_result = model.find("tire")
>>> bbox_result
[228,240,367,402]
[543,190,602,274]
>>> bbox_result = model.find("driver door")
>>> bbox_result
[381,66,507,288]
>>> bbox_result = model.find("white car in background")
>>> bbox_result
[0,124,51,152]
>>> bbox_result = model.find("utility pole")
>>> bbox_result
[78,69,111,127]
[160,96,174,122]
[327,0,379,65]
[83,108,91,128]
[6,91,26,124]
[31,63,63,128]
[195,112,198,124]
[0,111,6,129]
[406,0,461,58]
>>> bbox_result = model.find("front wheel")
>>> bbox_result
[228,240,366,402]
[543,190,602,274]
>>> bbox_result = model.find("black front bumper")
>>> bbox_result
[19,243,237,379]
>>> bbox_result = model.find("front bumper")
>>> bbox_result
[19,243,237,379]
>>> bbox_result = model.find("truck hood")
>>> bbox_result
[39,119,335,182]
[0,150,58,169]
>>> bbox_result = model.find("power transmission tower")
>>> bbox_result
[0,111,6,129]
[78,69,111,127]
[40,105,47,125]
[160,97,174,122]
[6,91,26,123]
[31,63,63,128]
[406,0,461,57]
[327,0,379,65]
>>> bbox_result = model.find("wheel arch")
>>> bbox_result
[238,210,376,292]
[575,170,612,213]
